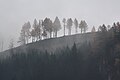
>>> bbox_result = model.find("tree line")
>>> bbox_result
[18,17,88,45]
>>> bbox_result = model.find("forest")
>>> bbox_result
[0,20,120,80]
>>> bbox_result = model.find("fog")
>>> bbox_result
[0,0,120,51]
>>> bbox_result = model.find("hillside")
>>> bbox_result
[0,32,97,59]
[0,31,120,80]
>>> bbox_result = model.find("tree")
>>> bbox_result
[53,17,61,37]
[33,19,38,29]
[25,22,31,43]
[19,21,31,45]
[31,19,42,41]
[91,26,96,32]
[31,29,36,42]
[38,20,42,40]
[116,22,120,32]
[107,25,111,31]
[9,38,14,49]
[0,40,4,52]
[62,18,66,36]
[43,18,53,38]
[74,18,78,34]
[112,22,120,40]
[71,43,77,57]
[79,20,88,33]
[98,24,107,32]
[42,30,47,39]
[83,21,88,33]
[79,20,84,33]
[32,19,38,41]
[19,29,25,45]
[35,20,42,41]
[66,18,73,35]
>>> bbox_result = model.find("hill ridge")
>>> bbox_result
[0,32,97,59]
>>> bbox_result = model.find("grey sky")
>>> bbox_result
[0,0,120,50]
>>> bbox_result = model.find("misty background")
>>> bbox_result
[0,0,120,51]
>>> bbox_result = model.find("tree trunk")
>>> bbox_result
[50,32,52,38]
[64,24,65,36]
[76,27,77,34]
[81,28,83,34]
[68,29,69,35]
[70,28,71,35]
[53,32,55,38]
[55,31,57,37]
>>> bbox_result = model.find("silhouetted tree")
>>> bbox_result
[83,21,88,33]
[98,24,107,32]
[53,17,61,37]
[32,19,38,41]
[19,30,25,45]
[33,19,38,29]
[79,20,88,33]
[42,30,47,39]
[107,25,111,31]
[79,20,84,33]
[62,18,66,36]
[35,20,42,41]
[19,21,31,44]
[91,26,96,32]
[9,38,14,49]
[66,18,73,35]
[112,22,120,40]
[31,29,36,42]
[74,18,78,34]
[43,18,53,38]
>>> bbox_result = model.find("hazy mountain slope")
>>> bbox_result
[0,32,97,59]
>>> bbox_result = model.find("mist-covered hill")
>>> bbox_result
[0,32,97,59]
[0,30,120,80]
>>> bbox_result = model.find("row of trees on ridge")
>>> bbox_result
[19,17,88,45]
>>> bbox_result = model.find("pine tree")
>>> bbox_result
[91,26,96,32]
[19,21,31,44]
[43,18,53,38]
[74,18,78,34]
[79,20,88,33]
[53,17,61,37]
[62,18,66,36]
[66,18,73,35]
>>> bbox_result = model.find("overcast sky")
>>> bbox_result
[0,0,120,50]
